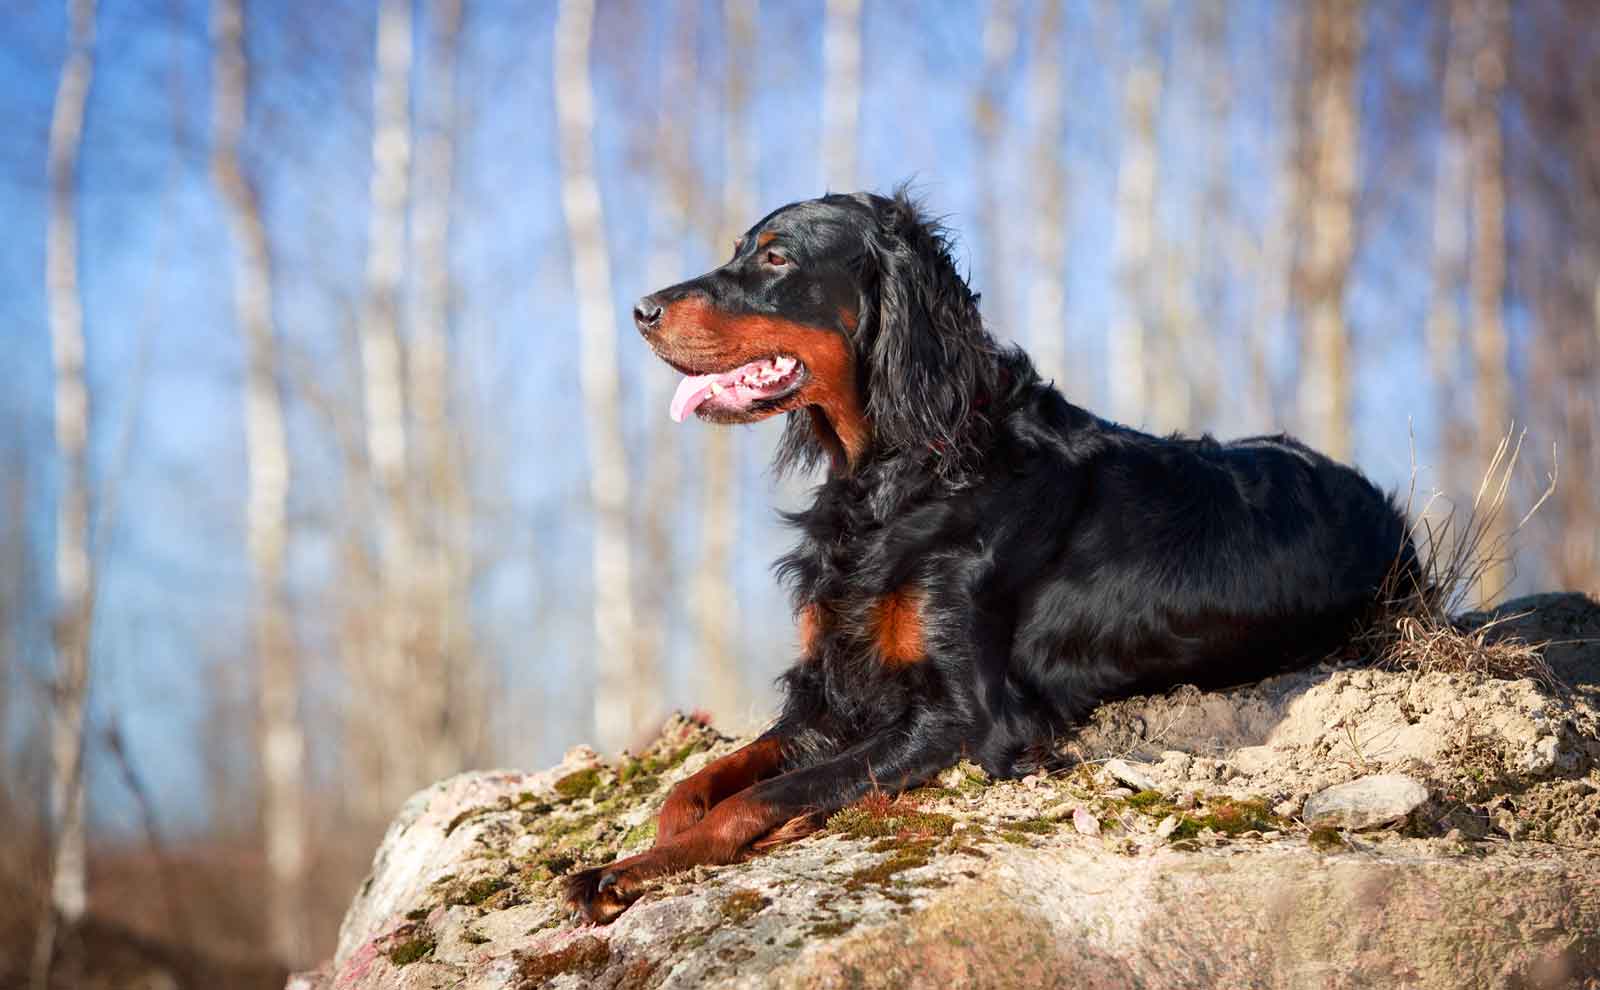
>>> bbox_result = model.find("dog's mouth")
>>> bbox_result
[668,355,808,422]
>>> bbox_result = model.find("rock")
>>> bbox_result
[294,755,1600,990]
[293,596,1600,990]
[1187,757,1220,782]
[1521,733,1579,776]
[1301,774,1430,830]
[1042,801,1075,822]
[1103,758,1159,793]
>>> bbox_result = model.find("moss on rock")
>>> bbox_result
[553,768,604,801]
[844,840,938,891]
[719,888,771,924]
[826,802,957,840]
[516,935,611,984]
[384,927,437,966]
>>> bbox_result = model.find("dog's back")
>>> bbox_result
[998,383,1418,720]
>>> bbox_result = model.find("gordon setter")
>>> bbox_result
[565,187,1417,923]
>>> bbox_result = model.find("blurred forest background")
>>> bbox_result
[2,0,1597,984]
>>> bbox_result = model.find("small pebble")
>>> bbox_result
[1073,808,1101,835]
[1042,802,1075,822]
[1105,758,1160,792]
[1156,815,1180,839]
[1176,791,1198,810]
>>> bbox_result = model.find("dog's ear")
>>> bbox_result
[859,189,996,475]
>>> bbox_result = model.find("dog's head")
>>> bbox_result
[635,187,1001,477]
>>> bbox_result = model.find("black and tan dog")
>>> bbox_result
[565,188,1417,923]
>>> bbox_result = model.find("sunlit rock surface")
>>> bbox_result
[292,595,1600,989]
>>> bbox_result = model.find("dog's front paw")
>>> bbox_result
[563,864,640,925]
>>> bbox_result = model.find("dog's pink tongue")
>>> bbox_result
[670,373,720,423]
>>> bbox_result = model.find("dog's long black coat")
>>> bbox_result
[773,397,1414,779]
[565,188,1417,922]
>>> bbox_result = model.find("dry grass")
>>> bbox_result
[1378,613,1559,690]
[1356,427,1562,691]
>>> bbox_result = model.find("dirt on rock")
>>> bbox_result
[1067,592,1600,845]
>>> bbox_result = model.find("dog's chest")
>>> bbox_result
[788,527,936,669]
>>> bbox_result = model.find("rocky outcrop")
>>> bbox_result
[292,595,1600,990]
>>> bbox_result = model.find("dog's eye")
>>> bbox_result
[765,251,787,267]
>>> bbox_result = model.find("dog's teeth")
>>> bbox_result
[710,383,723,396]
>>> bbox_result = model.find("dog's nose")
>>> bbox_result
[633,296,664,335]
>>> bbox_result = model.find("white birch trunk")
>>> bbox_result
[1298,0,1363,462]
[1025,0,1067,388]
[359,0,419,813]
[555,0,638,753]
[634,0,701,739]
[695,0,757,731]
[209,0,306,964]
[43,0,98,939]
[1249,5,1307,430]
[820,0,862,192]
[1108,0,1167,426]
[1468,0,1512,601]
[1181,0,1231,431]
[975,0,1017,338]
[409,0,478,778]
[1425,0,1473,528]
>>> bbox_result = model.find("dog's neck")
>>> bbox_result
[807,397,869,476]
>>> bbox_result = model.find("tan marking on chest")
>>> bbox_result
[870,588,926,665]
[798,603,828,659]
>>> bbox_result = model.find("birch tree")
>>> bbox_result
[1426,0,1473,499]
[409,0,479,778]
[974,0,1017,338]
[693,0,757,731]
[210,0,306,964]
[358,0,421,814]
[1297,0,1364,462]
[1025,0,1067,388]
[1468,0,1512,601]
[1515,0,1600,595]
[634,0,702,735]
[41,0,98,950]
[1109,0,1167,427]
[820,0,862,192]
[555,0,639,753]
[1249,5,1308,430]
[1179,0,1231,431]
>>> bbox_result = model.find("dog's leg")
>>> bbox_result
[655,734,787,843]
[565,714,965,923]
